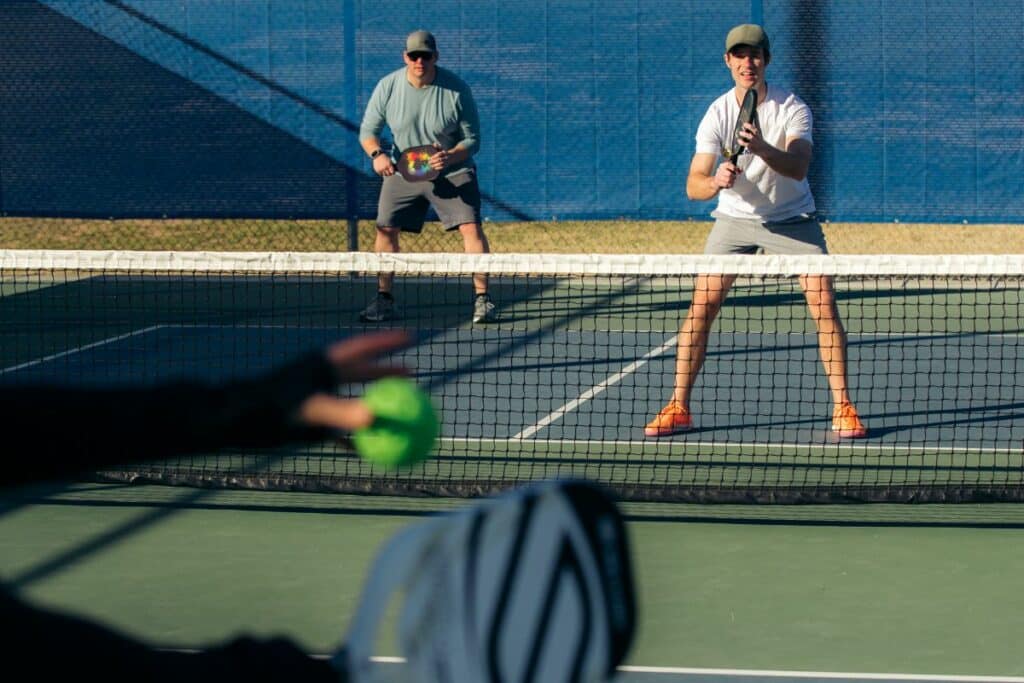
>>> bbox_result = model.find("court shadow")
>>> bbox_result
[1,483,209,590]
[858,401,1024,439]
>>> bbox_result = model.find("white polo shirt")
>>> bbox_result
[695,84,816,222]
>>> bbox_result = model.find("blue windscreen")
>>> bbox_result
[1,0,1021,222]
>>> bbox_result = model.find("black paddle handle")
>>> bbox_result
[728,88,759,164]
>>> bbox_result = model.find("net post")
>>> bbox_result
[343,3,359,253]
[347,217,359,251]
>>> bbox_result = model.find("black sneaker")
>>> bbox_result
[359,293,395,322]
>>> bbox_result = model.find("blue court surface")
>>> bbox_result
[7,324,1024,449]
[3,318,1023,500]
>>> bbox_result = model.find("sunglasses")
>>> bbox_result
[407,51,435,62]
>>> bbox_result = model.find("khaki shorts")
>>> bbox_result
[377,169,482,233]
[704,214,828,255]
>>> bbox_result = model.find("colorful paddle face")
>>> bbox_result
[397,145,440,182]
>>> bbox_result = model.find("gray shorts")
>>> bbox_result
[704,214,828,255]
[377,169,482,233]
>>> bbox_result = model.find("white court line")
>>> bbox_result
[163,652,1022,682]
[439,437,1020,456]
[362,658,1024,682]
[0,325,165,376]
[112,322,1024,339]
[511,335,679,440]
[618,666,1024,682]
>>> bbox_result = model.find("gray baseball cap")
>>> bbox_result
[406,30,437,54]
[725,24,770,53]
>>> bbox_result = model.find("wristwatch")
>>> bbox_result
[370,148,384,159]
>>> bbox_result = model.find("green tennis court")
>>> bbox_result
[2,483,1024,681]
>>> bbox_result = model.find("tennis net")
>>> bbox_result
[2,249,1022,503]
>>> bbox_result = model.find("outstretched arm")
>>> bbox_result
[2,330,412,487]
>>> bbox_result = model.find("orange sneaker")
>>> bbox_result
[832,402,867,438]
[644,400,694,437]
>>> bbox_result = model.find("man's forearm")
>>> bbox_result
[686,173,720,201]
[754,144,810,181]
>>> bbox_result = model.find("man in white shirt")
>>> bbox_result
[645,24,867,439]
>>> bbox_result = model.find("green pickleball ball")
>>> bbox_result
[353,377,439,468]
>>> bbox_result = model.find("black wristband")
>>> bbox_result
[221,352,340,447]
[370,148,383,159]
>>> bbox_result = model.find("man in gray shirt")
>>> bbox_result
[359,30,496,324]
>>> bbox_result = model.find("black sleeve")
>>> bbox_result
[1,351,340,487]
[0,586,344,682]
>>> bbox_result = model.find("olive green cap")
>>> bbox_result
[725,24,770,53]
